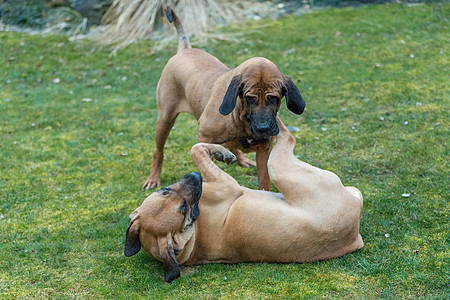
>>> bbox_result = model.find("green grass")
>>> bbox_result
[1,3,449,299]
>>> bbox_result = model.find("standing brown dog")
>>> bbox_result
[143,8,305,191]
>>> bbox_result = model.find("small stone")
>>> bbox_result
[287,126,300,132]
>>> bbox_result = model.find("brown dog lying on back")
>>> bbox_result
[143,8,305,191]
[126,119,364,282]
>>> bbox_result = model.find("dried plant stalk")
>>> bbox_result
[97,0,240,50]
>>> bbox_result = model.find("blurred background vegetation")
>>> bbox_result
[0,1,445,34]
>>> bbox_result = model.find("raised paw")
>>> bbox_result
[212,150,237,165]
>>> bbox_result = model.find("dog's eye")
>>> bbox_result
[268,96,278,103]
[160,187,172,195]
[245,96,256,104]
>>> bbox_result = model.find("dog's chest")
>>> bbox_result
[225,135,271,153]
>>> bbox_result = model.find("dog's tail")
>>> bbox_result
[165,7,191,53]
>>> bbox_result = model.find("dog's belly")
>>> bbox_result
[218,189,362,263]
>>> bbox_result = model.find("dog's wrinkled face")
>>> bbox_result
[219,59,306,137]
[124,172,202,283]
[241,67,284,136]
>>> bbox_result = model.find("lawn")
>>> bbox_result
[0,3,448,299]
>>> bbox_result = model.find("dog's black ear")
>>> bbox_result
[191,201,200,222]
[159,235,180,283]
[124,218,141,257]
[284,76,306,115]
[219,75,242,115]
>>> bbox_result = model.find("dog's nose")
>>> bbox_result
[180,172,202,187]
[179,172,202,202]
[188,172,202,184]
[256,123,270,132]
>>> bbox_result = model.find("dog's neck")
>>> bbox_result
[175,226,196,265]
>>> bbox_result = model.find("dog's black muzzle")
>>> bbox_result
[178,172,202,203]
[249,113,279,137]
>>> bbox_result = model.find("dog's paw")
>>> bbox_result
[237,156,256,168]
[142,178,161,190]
[213,150,237,165]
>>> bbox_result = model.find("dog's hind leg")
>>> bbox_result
[268,117,345,205]
[267,118,318,203]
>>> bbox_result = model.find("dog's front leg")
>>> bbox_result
[191,143,242,204]
[256,140,273,191]
[143,113,177,190]
[190,143,237,183]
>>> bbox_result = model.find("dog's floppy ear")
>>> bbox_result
[124,217,141,257]
[191,202,200,222]
[158,234,180,283]
[283,76,306,115]
[219,75,242,115]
